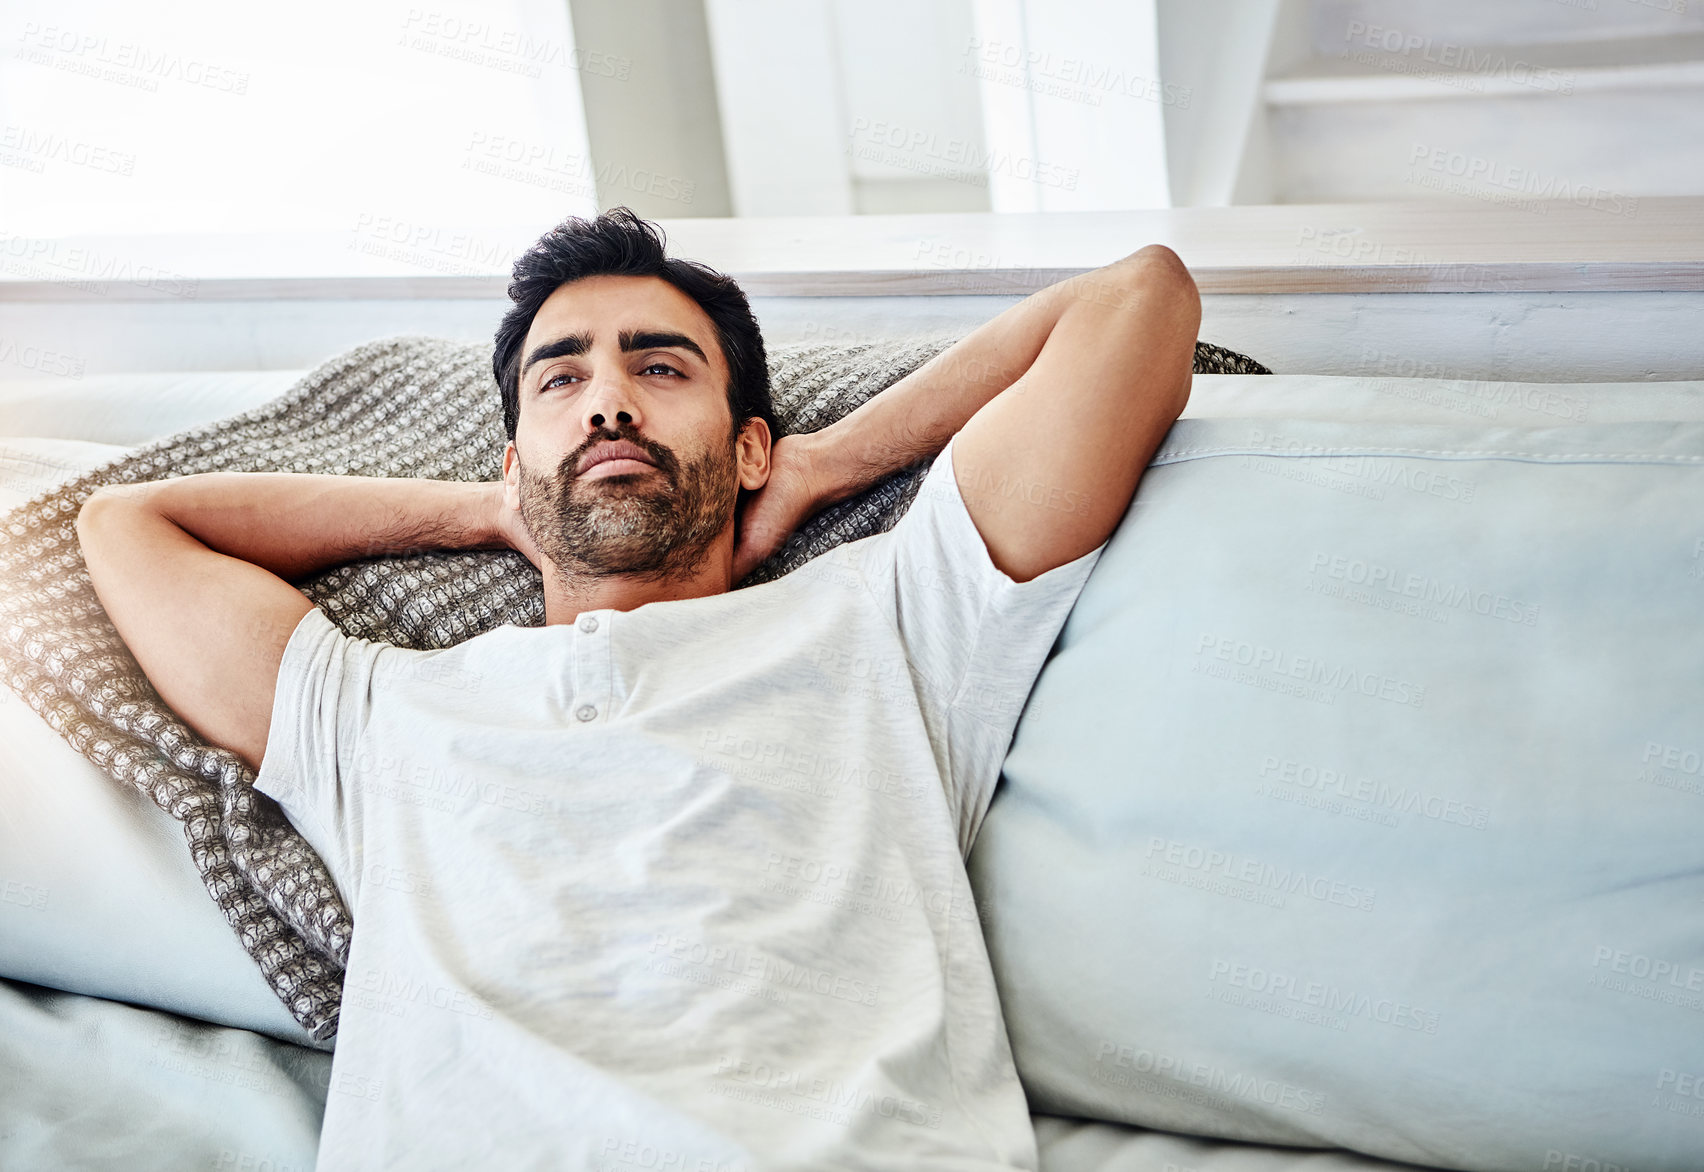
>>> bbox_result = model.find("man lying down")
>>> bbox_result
[76,208,1200,1171]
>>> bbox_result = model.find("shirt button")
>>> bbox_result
[578,615,599,634]
[575,704,597,722]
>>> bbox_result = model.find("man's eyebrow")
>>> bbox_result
[620,329,708,365]
[521,333,591,380]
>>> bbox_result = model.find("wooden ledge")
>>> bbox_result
[3,199,1701,300]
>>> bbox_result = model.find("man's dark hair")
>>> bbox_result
[492,207,776,449]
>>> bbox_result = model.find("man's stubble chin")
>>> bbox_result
[516,435,739,580]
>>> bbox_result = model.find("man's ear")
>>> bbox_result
[735,417,772,492]
[502,442,521,509]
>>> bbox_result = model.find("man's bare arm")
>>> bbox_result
[952,247,1198,581]
[77,474,514,773]
[795,271,1088,509]
[795,247,1199,582]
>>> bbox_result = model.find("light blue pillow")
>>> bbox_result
[972,416,1704,1172]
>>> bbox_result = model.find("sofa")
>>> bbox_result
[3,328,1701,1171]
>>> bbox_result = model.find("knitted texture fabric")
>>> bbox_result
[0,333,1268,1045]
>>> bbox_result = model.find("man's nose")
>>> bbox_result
[579,369,642,432]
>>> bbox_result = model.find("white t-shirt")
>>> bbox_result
[255,434,1106,1171]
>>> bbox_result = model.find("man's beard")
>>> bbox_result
[516,424,740,581]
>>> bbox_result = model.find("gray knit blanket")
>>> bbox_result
[0,333,1267,1045]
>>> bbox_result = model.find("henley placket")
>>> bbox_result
[571,611,613,725]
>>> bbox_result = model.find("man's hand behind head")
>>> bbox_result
[488,480,545,573]
[731,434,825,584]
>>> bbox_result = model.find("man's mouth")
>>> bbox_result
[581,457,657,478]
[576,438,660,478]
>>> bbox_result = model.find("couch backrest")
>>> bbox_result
[972,414,1704,1171]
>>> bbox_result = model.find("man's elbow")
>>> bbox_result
[77,482,168,531]
[76,487,122,538]
[1068,241,1193,303]
[1109,245,1201,414]
[1120,244,1200,311]
[1124,241,1190,276]
[75,486,162,566]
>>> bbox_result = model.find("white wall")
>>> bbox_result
[704,0,991,216]
[968,0,1172,211]
[1156,0,1281,207]
[1256,0,1704,206]
[836,0,991,214]
[1308,0,1704,49]
[705,0,1182,216]
[702,0,853,215]
[1270,90,1704,205]
[567,0,733,217]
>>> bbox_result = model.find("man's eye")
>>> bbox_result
[542,373,579,390]
[641,362,683,377]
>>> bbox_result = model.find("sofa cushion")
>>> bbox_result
[0,437,316,1044]
[1033,1114,1435,1172]
[971,415,1704,1171]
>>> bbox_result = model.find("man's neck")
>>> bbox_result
[539,552,733,625]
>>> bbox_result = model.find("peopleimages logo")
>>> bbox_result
[648,933,880,1008]
[16,21,251,94]
[1091,1041,1328,1115]
[1245,426,1479,503]
[960,36,1192,108]
[1143,836,1377,912]
[846,117,1079,191]
[1208,959,1441,1033]
[1340,22,1575,95]
[1542,1151,1639,1172]
[1644,740,1704,778]
[1258,756,1490,830]
[0,234,199,298]
[0,336,85,380]
[1307,551,1542,627]
[711,1056,944,1129]
[1592,946,1704,991]
[1195,632,1427,709]
[0,124,135,176]
[1408,144,1639,218]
